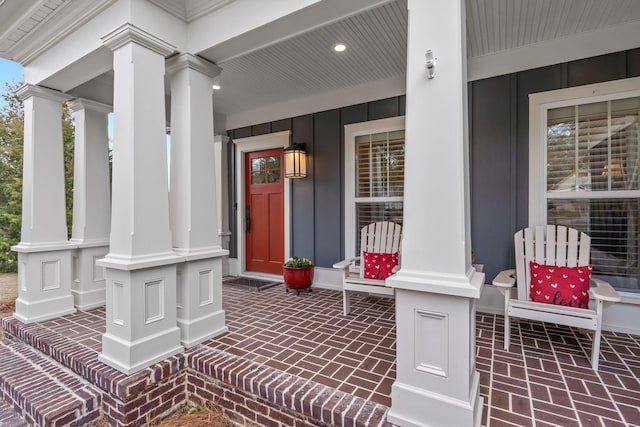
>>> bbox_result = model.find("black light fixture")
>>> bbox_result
[284,142,307,179]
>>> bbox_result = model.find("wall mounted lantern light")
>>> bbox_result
[425,50,437,79]
[284,143,307,179]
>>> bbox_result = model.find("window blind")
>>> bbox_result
[546,96,640,291]
[356,130,404,198]
[354,129,405,253]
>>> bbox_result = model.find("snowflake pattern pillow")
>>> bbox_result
[363,251,399,280]
[529,261,591,309]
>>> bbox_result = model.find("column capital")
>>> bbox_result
[101,23,175,56]
[165,52,222,78]
[68,98,112,114]
[16,84,71,103]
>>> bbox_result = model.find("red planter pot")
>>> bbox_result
[283,266,314,294]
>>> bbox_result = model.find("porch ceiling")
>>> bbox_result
[2,0,640,125]
[206,0,640,119]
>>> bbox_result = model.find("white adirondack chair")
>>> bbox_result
[493,225,621,370]
[333,222,402,315]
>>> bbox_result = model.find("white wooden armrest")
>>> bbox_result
[345,277,388,286]
[333,257,359,270]
[492,269,516,288]
[590,277,622,302]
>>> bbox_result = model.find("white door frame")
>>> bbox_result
[233,130,291,277]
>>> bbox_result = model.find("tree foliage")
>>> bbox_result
[0,82,75,271]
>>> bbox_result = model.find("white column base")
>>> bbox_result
[99,328,183,375]
[12,246,76,323]
[177,310,227,348]
[388,372,483,427]
[98,262,183,375]
[14,295,76,324]
[71,242,108,310]
[176,252,228,348]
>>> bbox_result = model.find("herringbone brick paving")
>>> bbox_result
[0,280,638,426]
[477,313,640,426]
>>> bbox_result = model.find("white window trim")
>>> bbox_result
[344,116,405,259]
[529,76,640,227]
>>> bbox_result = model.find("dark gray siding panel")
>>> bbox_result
[369,97,400,120]
[233,126,251,139]
[272,118,292,133]
[291,115,315,261]
[314,109,342,267]
[341,103,368,126]
[470,75,515,281]
[252,123,271,135]
[628,48,640,77]
[568,52,626,87]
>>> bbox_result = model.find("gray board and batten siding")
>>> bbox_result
[227,96,405,268]
[471,48,640,281]
[228,47,640,279]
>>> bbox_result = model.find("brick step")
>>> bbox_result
[0,339,102,426]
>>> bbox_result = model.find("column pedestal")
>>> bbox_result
[99,262,182,374]
[176,251,229,348]
[387,273,483,427]
[13,245,76,324]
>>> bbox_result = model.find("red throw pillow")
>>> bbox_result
[529,261,591,309]
[363,251,399,280]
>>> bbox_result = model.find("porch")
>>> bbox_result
[1,282,638,426]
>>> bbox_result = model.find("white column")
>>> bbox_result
[214,134,232,272]
[12,84,76,324]
[166,53,229,348]
[97,24,184,375]
[386,1,484,426]
[68,98,111,310]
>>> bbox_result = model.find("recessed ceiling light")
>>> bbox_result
[333,43,347,52]
[212,84,221,90]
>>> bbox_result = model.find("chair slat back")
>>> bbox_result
[514,225,591,301]
[359,222,402,279]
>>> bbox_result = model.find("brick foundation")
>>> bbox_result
[186,347,391,427]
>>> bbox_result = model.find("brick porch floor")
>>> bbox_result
[2,281,639,426]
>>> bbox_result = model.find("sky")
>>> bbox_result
[0,58,24,108]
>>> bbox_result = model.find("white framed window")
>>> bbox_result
[344,116,405,258]
[530,77,640,293]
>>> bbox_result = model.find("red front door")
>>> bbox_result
[245,148,284,274]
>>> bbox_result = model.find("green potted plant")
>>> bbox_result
[283,257,314,294]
